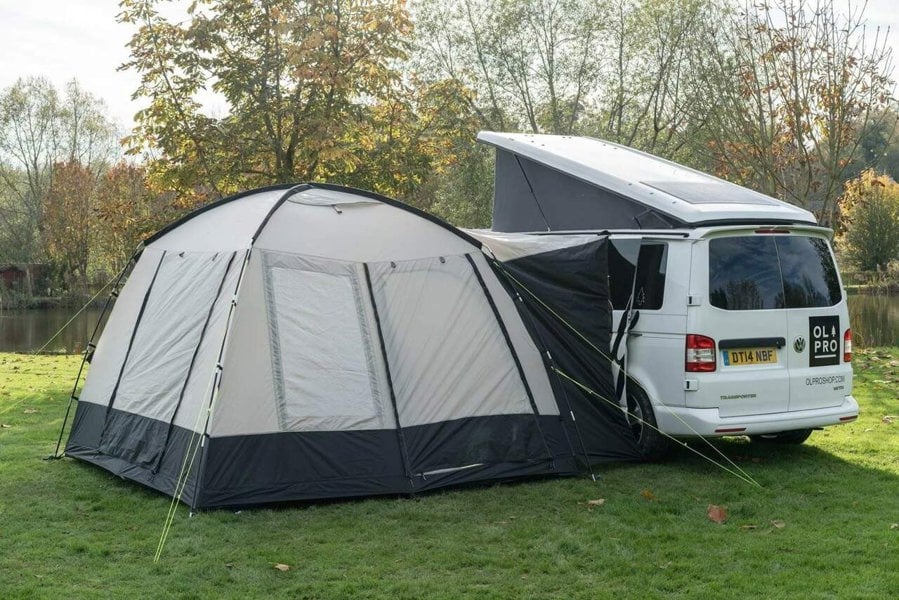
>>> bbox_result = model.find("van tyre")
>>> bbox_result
[627,386,671,461]
[749,429,813,445]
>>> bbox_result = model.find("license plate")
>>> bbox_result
[722,348,777,366]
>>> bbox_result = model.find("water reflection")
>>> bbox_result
[0,307,110,353]
[0,294,896,354]
[847,294,899,347]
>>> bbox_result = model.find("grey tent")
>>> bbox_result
[65,184,640,509]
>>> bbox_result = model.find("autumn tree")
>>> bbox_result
[596,0,713,158]
[93,162,173,275]
[695,0,894,223]
[837,170,899,271]
[0,77,61,261]
[41,161,96,294]
[120,0,467,202]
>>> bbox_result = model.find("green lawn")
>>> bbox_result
[1,350,897,599]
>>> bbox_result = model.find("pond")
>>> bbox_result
[846,293,899,348]
[0,307,110,354]
[0,295,896,354]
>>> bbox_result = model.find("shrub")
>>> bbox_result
[837,170,899,271]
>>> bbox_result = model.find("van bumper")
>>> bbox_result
[655,396,859,437]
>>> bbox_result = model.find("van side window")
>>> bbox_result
[709,235,841,310]
[608,241,667,310]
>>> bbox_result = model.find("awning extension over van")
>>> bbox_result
[477,132,818,232]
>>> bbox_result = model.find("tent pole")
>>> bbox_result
[152,251,237,475]
[362,263,415,491]
[187,183,310,510]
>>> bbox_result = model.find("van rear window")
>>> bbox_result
[709,236,841,310]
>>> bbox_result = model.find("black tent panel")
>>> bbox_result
[66,401,201,505]
[490,238,642,463]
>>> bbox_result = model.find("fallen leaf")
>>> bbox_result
[740,524,757,530]
[274,563,290,572]
[586,498,606,510]
[707,504,727,524]
[641,489,656,501]
[771,520,786,529]
[23,408,37,414]
[882,416,896,424]
[225,563,234,569]
[0,424,10,428]
[890,523,898,530]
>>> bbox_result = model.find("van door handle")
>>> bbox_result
[630,332,643,338]
[718,337,785,349]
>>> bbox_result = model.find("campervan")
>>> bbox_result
[477,132,857,459]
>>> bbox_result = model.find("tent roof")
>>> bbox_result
[477,131,817,227]
[144,183,483,252]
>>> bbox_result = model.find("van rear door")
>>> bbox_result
[694,234,791,417]
[776,234,852,411]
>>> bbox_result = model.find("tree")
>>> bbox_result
[0,77,61,260]
[121,0,464,202]
[837,170,899,271]
[695,0,894,223]
[596,0,713,159]
[41,161,95,294]
[0,77,117,266]
[93,162,172,275]
[414,0,605,134]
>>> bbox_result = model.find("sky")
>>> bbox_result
[0,0,897,133]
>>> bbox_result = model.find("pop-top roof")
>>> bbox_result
[477,131,817,231]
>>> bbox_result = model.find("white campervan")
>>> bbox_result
[477,132,857,459]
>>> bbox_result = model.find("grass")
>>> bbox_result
[1,350,897,599]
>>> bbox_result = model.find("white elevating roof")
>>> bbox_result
[477,132,817,226]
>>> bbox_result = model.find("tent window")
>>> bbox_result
[266,264,381,431]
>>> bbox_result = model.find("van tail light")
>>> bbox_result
[686,334,717,372]
[844,328,852,363]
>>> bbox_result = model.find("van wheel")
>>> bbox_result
[749,429,813,444]
[626,386,671,461]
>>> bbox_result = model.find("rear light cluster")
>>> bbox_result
[686,334,716,372]
[844,328,852,363]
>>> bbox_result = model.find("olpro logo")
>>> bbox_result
[808,316,840,367]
